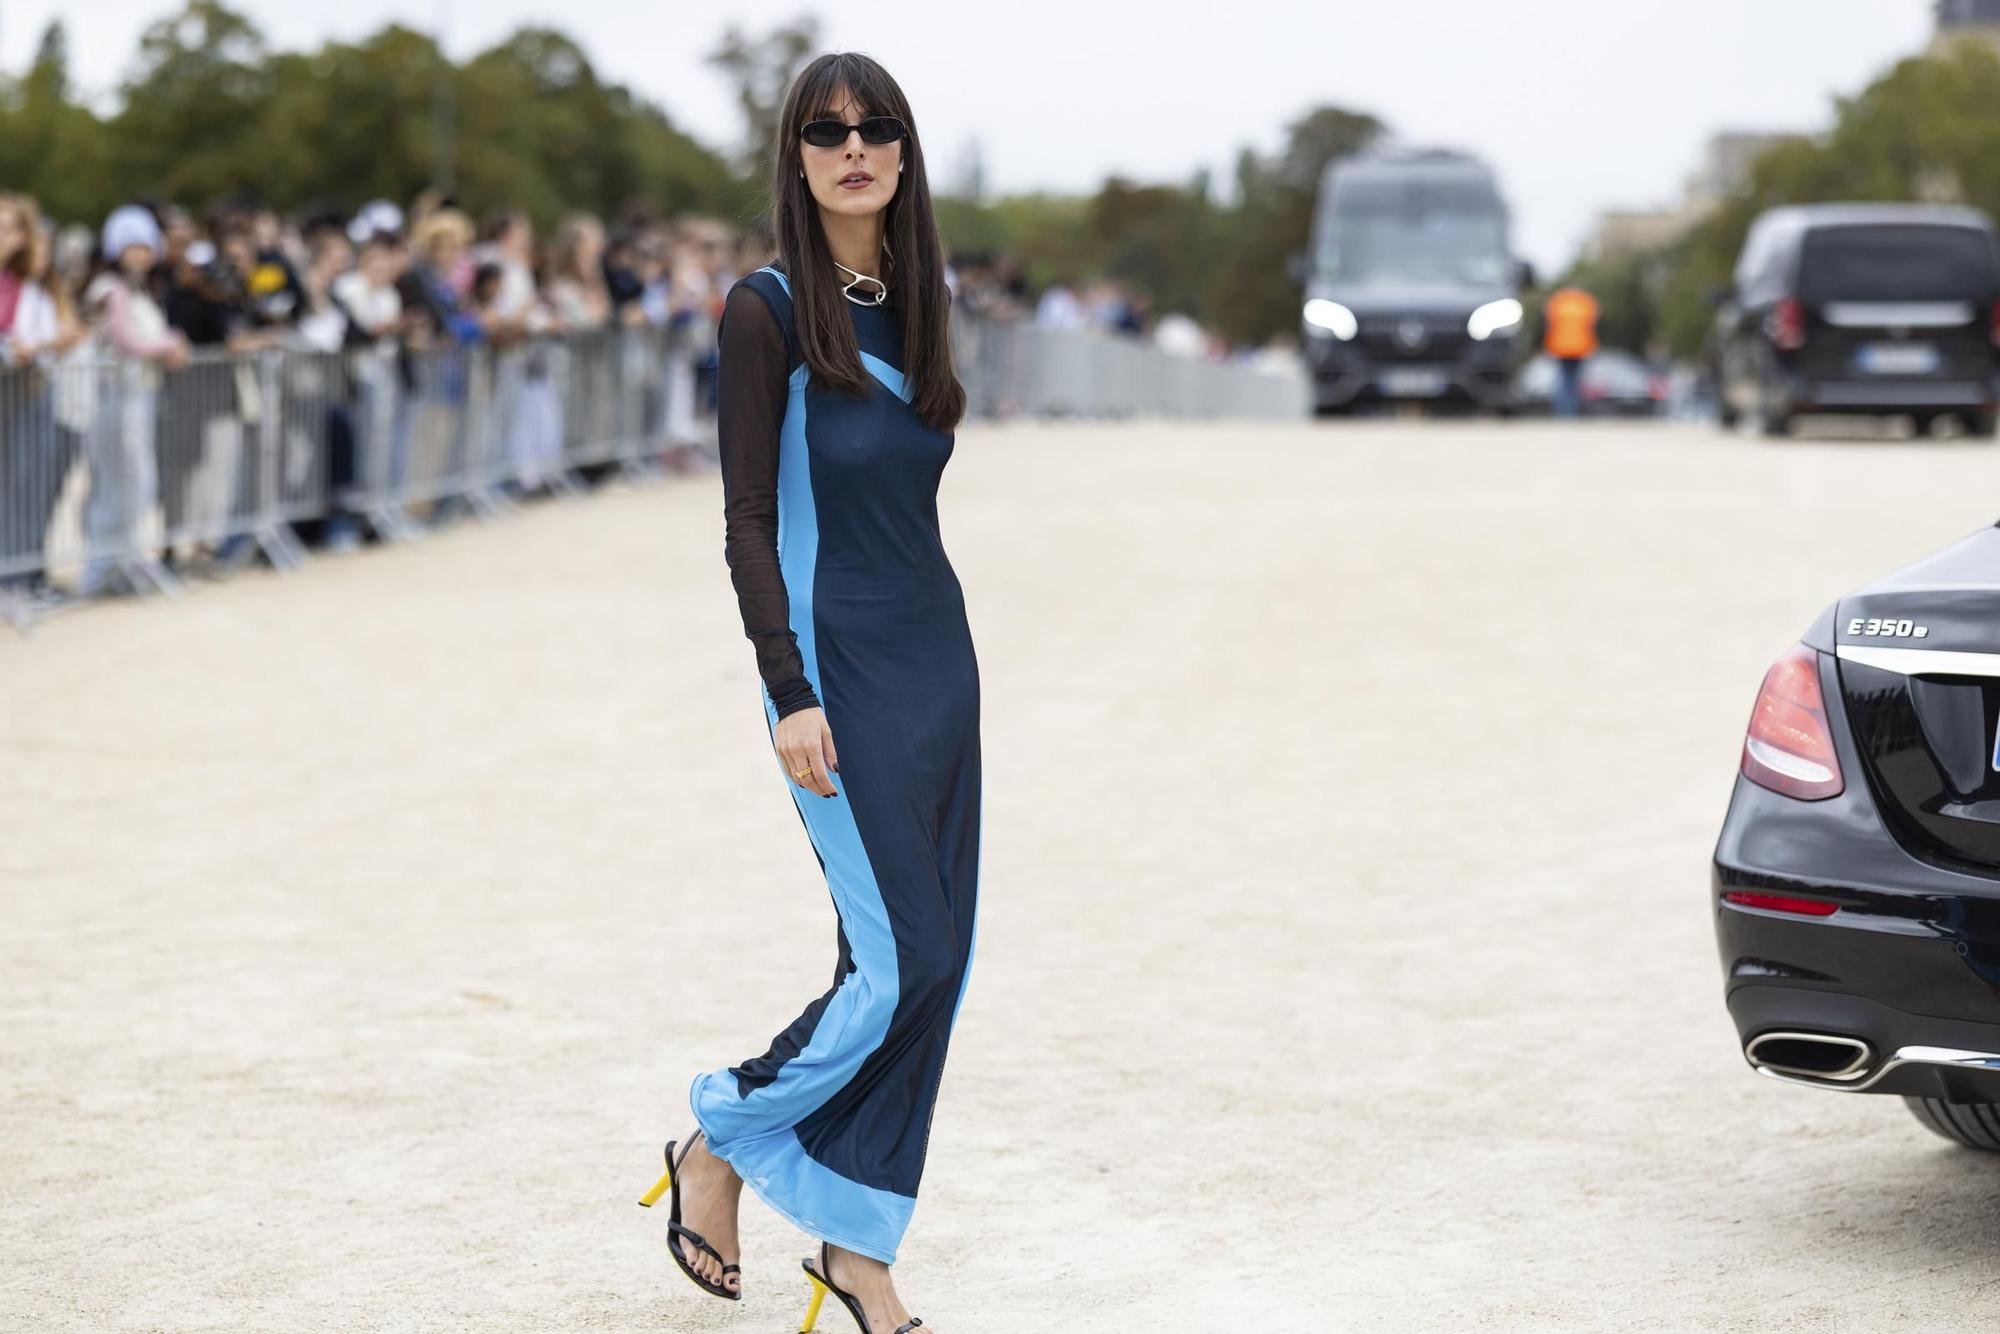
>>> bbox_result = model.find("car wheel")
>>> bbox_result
[1754,372,1791,437]
[1966,409,1998,440]
[1904,1095,2000,1150]
[1717,400,1740,429]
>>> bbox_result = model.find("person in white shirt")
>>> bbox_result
[475,211,563,495]
[658,228,716,469]
[331,230,406,349]
[0,203,61,365]
[1034,281,1085,330]
[331,230,413,516]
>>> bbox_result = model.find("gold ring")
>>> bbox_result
[792,765,813,780]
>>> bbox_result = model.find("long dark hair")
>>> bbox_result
[771,53,965,433]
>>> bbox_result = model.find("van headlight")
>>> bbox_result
[1467,298,1523,341]
[1303,299,1358,341]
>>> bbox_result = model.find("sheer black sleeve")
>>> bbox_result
[718,282,821,720]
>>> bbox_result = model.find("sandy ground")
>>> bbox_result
[7,415,2000,1332]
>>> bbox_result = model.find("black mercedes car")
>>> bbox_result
[1715,520,2000,1147]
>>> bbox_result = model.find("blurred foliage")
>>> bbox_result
[0,1,736,229]
[1653,39,2000,359]
[0,2,1390,344]
[707,17,823,181]
[1211,108,1387,344]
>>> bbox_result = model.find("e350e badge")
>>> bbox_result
[1847,618,1930,639]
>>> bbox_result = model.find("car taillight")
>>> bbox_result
[1770,297,1806,351]
[1722,890,1839,917]
[1741,644,1844,800]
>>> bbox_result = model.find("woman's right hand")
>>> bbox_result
[774,707,839,798]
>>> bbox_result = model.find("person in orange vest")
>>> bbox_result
[1541,286,1600,418]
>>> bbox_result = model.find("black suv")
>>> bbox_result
[1714,521,2000,1147]
[1709,203,2000,438]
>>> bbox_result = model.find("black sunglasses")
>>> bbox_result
[799,115,907,149]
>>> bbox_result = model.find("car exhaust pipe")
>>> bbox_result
[1745,1030,1875,1082]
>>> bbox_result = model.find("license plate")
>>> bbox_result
[1856,342,1941,375]
[1380,368,1448,397]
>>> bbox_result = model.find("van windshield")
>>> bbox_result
[1320,215,1510,286]
[1799,224,2000,304]
[1316,174,1510,287]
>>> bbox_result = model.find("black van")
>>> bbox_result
[1292,150,1532,415]
[1710,203,2000,437]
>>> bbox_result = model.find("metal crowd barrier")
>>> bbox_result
[0,328,690,627]
[1,314,1305,631]
[952,310,1308,421]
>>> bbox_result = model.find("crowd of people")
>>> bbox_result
[0,190,763,604]
[0,191,1258,612]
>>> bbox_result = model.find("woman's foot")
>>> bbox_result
[819,1244,930,1332]
[672,1130,745,1296]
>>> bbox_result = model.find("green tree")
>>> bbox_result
[255,27,449,214]
[8,1,740,233]
[0,20,112,220]
[1089,176,1218,320]
[109,1,276,207]
[706,16,820,179]
[1209,105,1384,344]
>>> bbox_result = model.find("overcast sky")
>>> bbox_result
[0,0,1942,273]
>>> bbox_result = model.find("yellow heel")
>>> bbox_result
[799,1275,830,1332]
[647,1135,743,1301]
[637,1162,673,1209]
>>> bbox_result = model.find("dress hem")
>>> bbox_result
[686,1076,902,1266]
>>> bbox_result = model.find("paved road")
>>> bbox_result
[6,417,2000,1332]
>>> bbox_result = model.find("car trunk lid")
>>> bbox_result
[1797,223,1999,384]
[1835,525,2000,874]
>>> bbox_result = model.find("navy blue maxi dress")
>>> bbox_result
[688,261,981,1266]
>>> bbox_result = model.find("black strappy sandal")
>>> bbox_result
[797,1239,923,1334]
[637,1131,741,1302]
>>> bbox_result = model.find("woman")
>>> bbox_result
[641,52,975,1334]
[398,209,484,523]
[545,213,611,332]
[475,211,562,496]
[332,228,414,531]
[4,211,92,601]
[656,225,716,473]
[78,205,188,597]
[544,213,620,483]
[289,225,365,551]
[0,194,66,597]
